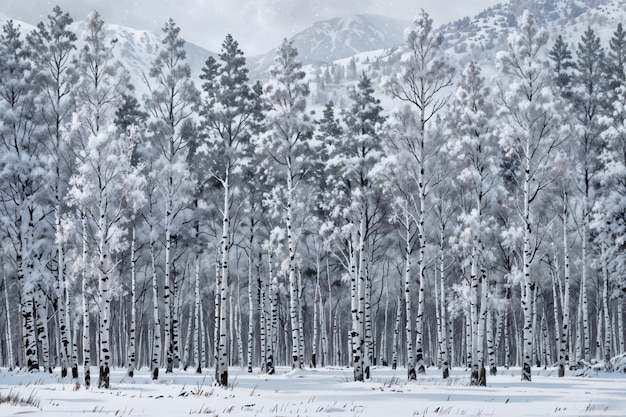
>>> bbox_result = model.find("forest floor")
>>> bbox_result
[0,364,625,416]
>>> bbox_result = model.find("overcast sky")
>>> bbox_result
[3,1,502,55]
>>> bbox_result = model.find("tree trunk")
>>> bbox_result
[439,225,449,379]
[194,257,201,373]
[487,309,496,376]
[286,172,301,370]
[150,237,161,381]
[392,297,401,370]
[404,212,416,380]
[3,275,15,370]
[521,155,534,382]
[128,228,137,377]
[35,290,51,373]
[56,208,70,377]
[81,216,90,386]
[581,202,590,363]
[477,272,488,386]
[618,297,624,355]
[247,251,255,373]
[470,247,479,385]
[602,253,612,370]
[350,239,363,381]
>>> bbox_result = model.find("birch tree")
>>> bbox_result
[143,18,199,375]
[446,60,500,384]
[27,5,77,378]
[495,10,568,382]
[68,10,145,388]
[382,8,454,378]
[0,18,47,373]
[256,39,315,370]
[199,33,258,386]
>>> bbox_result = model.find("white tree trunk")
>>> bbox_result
[392,297,401,370]
[56,205,70,378]
[286,168,302,370]
[150,237,162,381]
[216,171,231,385]
[581,204,590,362]
[487,309,496,376]
[470,246,479,385]
[128,228,137,377]
[247,252,255,373]
[194,257,201,373]
[561,196,571,375]
[97,198,112,389]
[477,273,488,386]
[81,216,90,386]
[3,275,15,370]
[404,212,415,379]
[521,153,534,382]
[35,290,51,373]
[364,260,373,378]
[312,265,320,368]
[350,239,363,380]
[439,231,449,378]
[618,297,624,355]
[602,255,612,369]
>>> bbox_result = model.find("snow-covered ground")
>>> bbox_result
[1,366,625,416]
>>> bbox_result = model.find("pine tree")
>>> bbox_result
[607,23,626,96]
[571,26,608,363]
[320,74,386,381]
[549,34,575,98]
[199,33,258,387]
[591,53,626,369]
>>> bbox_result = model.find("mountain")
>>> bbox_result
[291,14,410,63]
[248,14,411,75]
[2,0,625,92]
[0,15,214,93]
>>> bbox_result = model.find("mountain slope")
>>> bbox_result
[248,14,410,75]
[0,15,214,93]
[292,14,409,63]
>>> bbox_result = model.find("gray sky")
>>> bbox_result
[3,1,502,55]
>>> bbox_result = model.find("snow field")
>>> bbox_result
[1,366,625,417]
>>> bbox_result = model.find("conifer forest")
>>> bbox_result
[2,4,626,392]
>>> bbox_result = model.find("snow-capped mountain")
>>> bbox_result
[0,14,213,93]
[248,14,411,75]
[290,14,410,63]
[2,0,625,90]
[438,0,622,67]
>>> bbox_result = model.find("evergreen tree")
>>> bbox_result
[321,73,386,381]
[549,34,575,98]
[607,23,626,95]
[571,26,608,363]
[199,33,258,387]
